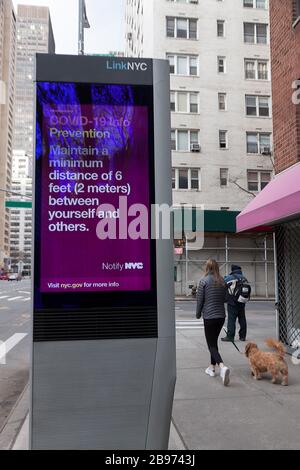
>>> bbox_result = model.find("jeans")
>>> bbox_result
[204,318,225,366]
[227,304,247,340]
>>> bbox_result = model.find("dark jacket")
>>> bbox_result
[224,265,246,307]
[196,273,227,320]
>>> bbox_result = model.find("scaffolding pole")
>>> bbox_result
[225,234,229,275]
[265,235,269,298]
[273,232,279,339]
[185,238,189,296]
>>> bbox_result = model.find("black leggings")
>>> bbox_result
[204,318,225,366]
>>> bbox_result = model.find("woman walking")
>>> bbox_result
[196,259,230,386]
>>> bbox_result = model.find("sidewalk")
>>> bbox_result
[171,305,300,450]
[0,385,29,450]
[8,305,300,450]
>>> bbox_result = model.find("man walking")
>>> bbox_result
[222,265,248,343]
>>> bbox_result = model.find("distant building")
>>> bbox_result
[12,150,32,180]
[13,5,55,157]
[9,5,55,275]
[0,0,16,267]
[9,151,32,275]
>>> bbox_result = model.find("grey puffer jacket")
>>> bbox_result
[196,273,227,320]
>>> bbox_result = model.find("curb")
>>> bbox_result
[168,419,187,450]
[0,384,29,450]
[12,415,29,450]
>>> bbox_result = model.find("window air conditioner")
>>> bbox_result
[191,143,201,152]
[260,146,272,156]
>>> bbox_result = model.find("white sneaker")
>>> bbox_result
[220,366,230,386]
[205,367,216,377]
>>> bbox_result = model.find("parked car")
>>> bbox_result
[7,273,22,282]
[0,273,8,281]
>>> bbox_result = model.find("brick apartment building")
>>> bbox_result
[270,0,300,173]
[237,0,300,350]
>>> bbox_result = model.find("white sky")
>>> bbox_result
[12,0,124,55]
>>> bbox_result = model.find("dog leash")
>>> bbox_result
[223,328,243,354]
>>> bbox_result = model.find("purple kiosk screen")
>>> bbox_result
[36,82,152,294]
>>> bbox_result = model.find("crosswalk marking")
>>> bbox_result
[176,320,204,330]
[0,333,28,364]
[0,295,31,303]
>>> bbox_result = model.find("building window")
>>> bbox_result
[217,20,225,37]
[168,55,175,74]
[177,92,188,112]
[178,131,189,151]
[247,170,272,192]
[190,130,199,147]
[172,169,176,189]
[178,56,187,75]
[167,17,175,37]
[189,19,198,39]
[246,132,272,154]
[294,0,300,21]
[220,168,229,187]
[218,56,226,73]
[171,130,176,150]
[170,91,199,113]
[190,93,199,113]
[173,168,201,191]
[191,169,200,189]
[244,0,267,9]
[189,56,198,75]
[219,130,228,149]
[179,169,189,189]
[166,17,198,39]
[171,129,200,151]
[246,95,271,117]
[244,23,268,44]
[167,54,199,76]
[176,18,187,38]
[218,93,227,111]
[245,59,269,80]
[170,92,176,111]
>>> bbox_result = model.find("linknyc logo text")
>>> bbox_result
[106,60,148,72]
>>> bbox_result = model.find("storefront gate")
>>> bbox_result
[276,220,300,349]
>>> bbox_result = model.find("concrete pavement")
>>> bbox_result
[172,302,300,450]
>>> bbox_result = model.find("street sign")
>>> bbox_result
[5,201,32,209]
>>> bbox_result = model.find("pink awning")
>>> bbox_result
[237,163,300,232]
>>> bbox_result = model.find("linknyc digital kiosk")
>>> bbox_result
[31,54,176,450]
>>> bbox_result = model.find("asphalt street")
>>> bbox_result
[0,280,31,434]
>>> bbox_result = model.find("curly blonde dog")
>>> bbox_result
[245,338,288,386]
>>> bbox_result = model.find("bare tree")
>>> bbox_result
[229,173,256,198]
